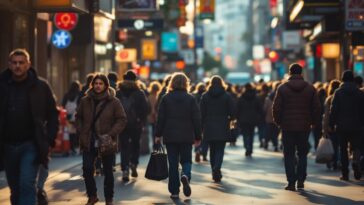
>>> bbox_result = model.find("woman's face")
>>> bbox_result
[93,79,106,93]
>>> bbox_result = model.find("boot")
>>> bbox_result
[130,164,138,178]
[85,196,99,205]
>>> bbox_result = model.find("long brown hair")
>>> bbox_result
[167,72,190,93]
[328,80,341,96]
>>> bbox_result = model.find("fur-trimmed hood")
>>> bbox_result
[118,80,139,96]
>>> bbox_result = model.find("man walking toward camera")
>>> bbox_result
[273,63,320,191]
[0,49,59,205]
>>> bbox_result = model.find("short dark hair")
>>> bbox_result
[289,63,302,75]
[9,48,30,62]
[107,72,118,82]
[91,73,109,89]
[341,70,354,82]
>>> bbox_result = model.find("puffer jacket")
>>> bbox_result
[272,74,320,131]
[155,90,202,144]
[76,88,127,151]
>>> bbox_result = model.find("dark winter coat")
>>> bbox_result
[272,75,321,131]
[155,90,202,144]
[237,89,263,126]
[329,82,364,132]
[0,68,59,167]
[116,80,149,128]
[76,88,127,151]
[200,86,235,142]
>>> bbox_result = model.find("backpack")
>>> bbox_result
[120,93,138,127]
[65,98,78,121]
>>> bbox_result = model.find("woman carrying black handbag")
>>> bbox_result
[200,76,235,182]
[154,72,202,199]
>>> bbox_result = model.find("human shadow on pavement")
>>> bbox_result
[168,197,211,205]
[207,180,273,199]
[308,175,352,187]
[299,190,364,205]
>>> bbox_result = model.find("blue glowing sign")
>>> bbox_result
[52,30,72,49]
[161,32,179,53]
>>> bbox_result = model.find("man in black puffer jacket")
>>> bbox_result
[0,49,59,205]
[330,70,364,181]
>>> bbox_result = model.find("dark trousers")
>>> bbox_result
[282,131,310,184]
[209,141,226,172]
[258,122,266,144]
[4,141,39,205]
[312,123,322,150]
[265,123,279,148]
[119,127,142,171]
[328,132,340,166]
[165,143,192,195]
[82,147,114,199]
[240,123,255,154]
[337,130,361,176]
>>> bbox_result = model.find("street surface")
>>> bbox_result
[1,139,363,205]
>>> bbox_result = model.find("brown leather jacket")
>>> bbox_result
[272,75,321,131]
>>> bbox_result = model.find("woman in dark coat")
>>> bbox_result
[155,72,202,199]
[237,83,263,157]
[200,76,235,182]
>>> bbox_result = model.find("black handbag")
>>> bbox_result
[145,144,169,181]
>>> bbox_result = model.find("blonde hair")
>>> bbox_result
[167,72,190,93]
[148,81,162,94]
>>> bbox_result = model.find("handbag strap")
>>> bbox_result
[91,100,110,132]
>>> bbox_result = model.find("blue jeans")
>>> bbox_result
[37,165,49,191]
[209,141,226,172]
[4,141,39,205]
[165,143,192,195]
[82,146,114,199]
[282,131,310,184]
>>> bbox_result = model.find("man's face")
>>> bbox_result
[93,79,106,93]
[8,55,30,79]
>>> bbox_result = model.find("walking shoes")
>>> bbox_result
[181,175,191,197]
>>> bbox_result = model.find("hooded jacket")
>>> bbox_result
[272,75,320,131]
[329,82,364,132]
[237,88,262,125]
[0,68,59,167]
[116,80,149,128]
[200,86,235,142]
[76,88,127,151]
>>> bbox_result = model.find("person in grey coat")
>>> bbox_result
[200,75,235,182]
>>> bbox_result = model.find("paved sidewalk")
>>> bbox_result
[1,141,363,204]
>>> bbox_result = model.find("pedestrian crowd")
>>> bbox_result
[0,49,363,205]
